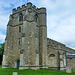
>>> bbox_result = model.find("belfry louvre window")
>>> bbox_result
[19,26,21,32]
[19,13,23,21]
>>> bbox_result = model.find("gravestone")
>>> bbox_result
[66,67,71,73]
[66,56,73,73]
[13,72,17,75]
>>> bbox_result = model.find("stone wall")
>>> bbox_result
[2,9,24,67]
[2,2,47,69]
[47,38,75,69]
[3,25,23,67]
[67,55,75,69]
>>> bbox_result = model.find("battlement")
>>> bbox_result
[22,4,25,8]
[37,8,46,14]
[12,5,26,14]
[12,2,37,14]
[12,2,46,14]
[27,2,32,8]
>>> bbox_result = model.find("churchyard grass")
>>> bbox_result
[0,66,75,75]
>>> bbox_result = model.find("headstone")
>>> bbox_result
[66,67,71,73]
[13,72,17,75]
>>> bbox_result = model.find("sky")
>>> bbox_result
[0,0,75,49]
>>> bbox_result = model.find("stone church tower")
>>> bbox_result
[2,2,47,69]
[3,2,75,70]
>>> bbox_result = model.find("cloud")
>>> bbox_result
[47,10,75,49]
[44,0,75,49]
[0,0,22,43]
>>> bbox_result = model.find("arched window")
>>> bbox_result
[19,13,23,21]
[49,54,55,57]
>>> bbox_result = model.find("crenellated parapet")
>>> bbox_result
[37,8,46,14]
[12,2,37,14]
[12,2,46,15]
[12,8,16,13]
[12,5,26,14]
[27,2,32,8]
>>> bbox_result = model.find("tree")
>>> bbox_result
[0,43,5,55]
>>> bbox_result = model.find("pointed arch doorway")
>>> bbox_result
[17,60,20,68]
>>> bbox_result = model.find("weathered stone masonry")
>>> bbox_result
[2,2,75,70]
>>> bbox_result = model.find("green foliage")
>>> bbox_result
[0,43,5,55]
[0,66,75,75]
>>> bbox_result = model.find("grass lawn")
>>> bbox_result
[0,66,75,75]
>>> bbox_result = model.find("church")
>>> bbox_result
[2,2,75,70]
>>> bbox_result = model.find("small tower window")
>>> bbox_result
[19,13,23,21]
[35,14,38,22]
[19,26,21,32]
[18,38,20,45]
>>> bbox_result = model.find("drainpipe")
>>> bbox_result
[65,51,67,66]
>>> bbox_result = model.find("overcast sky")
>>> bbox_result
[0,0,75,49]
